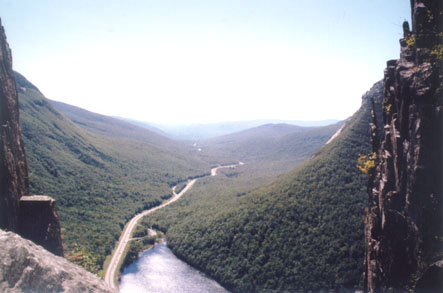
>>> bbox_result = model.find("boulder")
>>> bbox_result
[0,229,113,292]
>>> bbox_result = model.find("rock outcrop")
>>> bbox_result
[18,196,64,256]
[0,229,113,292]
[0,16,112,293]
[365,0,443,291]
[0,18,29,231]
[0,17,64,257]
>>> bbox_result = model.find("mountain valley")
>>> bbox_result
[15,71,341,276]
[138,81,383,291]
[1,1,441,291]
[16,71,211,270]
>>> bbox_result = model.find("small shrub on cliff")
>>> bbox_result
[430,44,443,62]
[357,153,376,175]
[405,34,415,48]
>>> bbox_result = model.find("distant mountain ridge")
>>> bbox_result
[119,118,340,141]
[197,121,343,166]
[51,100,180,149]
[113,116,170,137]
[208,123,309,140]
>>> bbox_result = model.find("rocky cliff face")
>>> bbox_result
[0,18,112,291]
[365,0,443,291]
[18,196,64,256]
[0,229,113,292]
[0,18,29,231]
[0,18,64,257]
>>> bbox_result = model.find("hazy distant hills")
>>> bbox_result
[113,116,170,138]
[142,81,384,291]
[208,123,308,140]
[14,71,210,269]
[119,118,339,141]
[198,122,343,165]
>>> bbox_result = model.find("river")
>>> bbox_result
[119,243,228,293]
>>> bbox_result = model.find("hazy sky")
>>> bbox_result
[1,0,410,124]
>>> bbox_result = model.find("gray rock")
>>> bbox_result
[18,196,64,257]
[0,229,113,292]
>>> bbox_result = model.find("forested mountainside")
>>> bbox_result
[198,122,343,165]
[134,122,343,236]
[15,72,210,271]
[121,104,342,276]
[141,81,383,292]
[131,119,339,141]
[50,99,176,148]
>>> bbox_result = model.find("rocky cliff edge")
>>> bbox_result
[0,229,113,292]
[365,0,443,291]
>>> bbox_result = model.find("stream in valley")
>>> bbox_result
[119,242,228,292]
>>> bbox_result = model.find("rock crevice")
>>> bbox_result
[365,0,443,291]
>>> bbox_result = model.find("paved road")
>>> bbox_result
[104,162,243,291]
[211,162,244,176]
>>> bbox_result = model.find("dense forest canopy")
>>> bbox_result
[138,82,383,291]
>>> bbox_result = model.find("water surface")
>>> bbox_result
[120,243,228,293]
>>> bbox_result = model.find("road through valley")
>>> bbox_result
[104,162,243,291]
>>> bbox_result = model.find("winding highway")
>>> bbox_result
[104,162,243,291]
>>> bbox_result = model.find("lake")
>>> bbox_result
[120,243,228,293]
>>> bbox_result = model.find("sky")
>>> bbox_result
[1,0,411,125]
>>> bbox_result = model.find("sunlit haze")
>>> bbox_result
[1,0,410,124]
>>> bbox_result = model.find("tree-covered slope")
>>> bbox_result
[15,72,210,269]
[198,122,342,166]
[139,120,345,236]
[132,119,339,141]
[50,99,176,148]
[143,81,383,291]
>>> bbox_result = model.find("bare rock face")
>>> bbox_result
[0,18,64,257]
[0,18,29,231]
[18,196,64,256]
[365,0,443,291]
[0,229,113,292]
